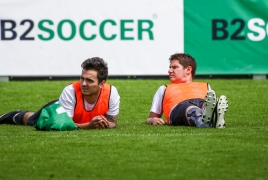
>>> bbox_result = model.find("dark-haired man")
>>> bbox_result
[146,53,228,128]
[0,57,120,130]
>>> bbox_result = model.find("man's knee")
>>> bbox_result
[186,107,203,126]
[23,112,35,125]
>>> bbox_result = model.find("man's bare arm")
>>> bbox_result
[105,114,118,128]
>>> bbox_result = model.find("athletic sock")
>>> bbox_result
[15,111,35,125]
[13,112,25,125]
[187,107,210,128]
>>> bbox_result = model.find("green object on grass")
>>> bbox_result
[35,102,77,131]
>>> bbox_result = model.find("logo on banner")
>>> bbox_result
[212,18,268,41]
[0,19,154,41]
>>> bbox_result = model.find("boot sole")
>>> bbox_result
[202,90,217,124]
[215,95,228,128]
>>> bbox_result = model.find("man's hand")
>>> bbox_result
[146,112,166,125]
[89,115,109,129]
[147,117,166,125]
[75,114,118,130]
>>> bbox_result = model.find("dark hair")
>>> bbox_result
[81,57,108,83]
[169,53,197,78]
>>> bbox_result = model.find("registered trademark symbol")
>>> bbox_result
[153,14,158,19]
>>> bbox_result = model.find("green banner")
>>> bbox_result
[184,0,268,75]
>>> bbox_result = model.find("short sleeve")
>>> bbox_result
[149,85,166,115]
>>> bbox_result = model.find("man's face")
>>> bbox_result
[168,59,190,83]
[80,69,104,96]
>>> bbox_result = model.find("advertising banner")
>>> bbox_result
[184,0,268,74]
[1,0,267,76]
[0,0,183,76]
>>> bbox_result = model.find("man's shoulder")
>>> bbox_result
[159,85,167,89]
[60,84,75,98]
[110,85,120,96]
[154,85,167,96]
[64,84,75,91]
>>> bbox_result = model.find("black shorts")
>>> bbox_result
[26,99,59,126]
[169,98,204,126]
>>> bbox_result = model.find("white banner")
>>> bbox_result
[0,0,183,76]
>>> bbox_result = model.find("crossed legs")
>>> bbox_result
[170,90,228,128]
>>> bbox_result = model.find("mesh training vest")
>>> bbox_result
[72,81,111,123]
[163,82,208,123]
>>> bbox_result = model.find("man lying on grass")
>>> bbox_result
[146,53,228,128]
[0,57,120,130]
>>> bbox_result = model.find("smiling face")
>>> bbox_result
[168,59,193,83]
[80,69,105,96]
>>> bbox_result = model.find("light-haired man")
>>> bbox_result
[146,53,228,128]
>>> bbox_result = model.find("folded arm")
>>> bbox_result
[75,114,118,130]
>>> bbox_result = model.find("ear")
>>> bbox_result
[186,66,192,75]
[99,80,106,88]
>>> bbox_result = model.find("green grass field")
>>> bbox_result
[0,79,267,180]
